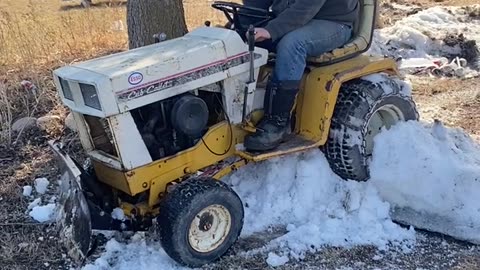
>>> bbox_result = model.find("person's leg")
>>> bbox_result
[244,19,352,151]
[274,19,352,81]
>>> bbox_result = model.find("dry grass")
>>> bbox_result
[0,0,230,145]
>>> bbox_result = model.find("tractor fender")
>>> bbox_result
[295,55,400,144]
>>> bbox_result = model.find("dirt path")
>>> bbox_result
[412,76,480,142]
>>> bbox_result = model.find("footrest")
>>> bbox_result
[236,135,318,162]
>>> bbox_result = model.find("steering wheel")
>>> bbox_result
[211,1,273,38]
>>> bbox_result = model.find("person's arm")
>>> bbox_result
[265,0,327,41]
[243,0,272,10]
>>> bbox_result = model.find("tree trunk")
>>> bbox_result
[126,0,188,49]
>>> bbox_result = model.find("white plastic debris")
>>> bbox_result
[34,178,49,194]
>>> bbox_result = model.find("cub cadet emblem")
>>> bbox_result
[128,72,143,85]
[116,52,262,102]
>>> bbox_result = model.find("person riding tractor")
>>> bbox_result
[242,0,360,152]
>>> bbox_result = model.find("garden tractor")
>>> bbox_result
[49,0,418,267]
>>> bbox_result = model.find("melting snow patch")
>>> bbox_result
[22,185,32,197]
[29,203,56,223]
[34,177,49,194]
[266,252,289,267]
[370,120,480,244]
[82,234,188,270]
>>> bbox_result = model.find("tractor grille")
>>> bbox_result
[83,115,117,157]
[59,77,73,100]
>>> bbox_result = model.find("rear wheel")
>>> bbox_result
[324,75,419,181]
[158,177,244,267]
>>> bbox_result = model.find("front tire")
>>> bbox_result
[158,177,244,267]
[325,75,419,181]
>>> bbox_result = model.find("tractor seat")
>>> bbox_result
[306,0,377,65]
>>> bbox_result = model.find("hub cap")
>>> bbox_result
[365,104,405,156]
[188,204,232,253]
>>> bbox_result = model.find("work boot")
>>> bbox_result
[244,80,299,152]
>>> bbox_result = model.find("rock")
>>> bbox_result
[36,115,62,131]
[64,113,77,131]
[11,117,37,132]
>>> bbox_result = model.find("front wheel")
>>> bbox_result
[157,177,244,267]
[324,75,419,181]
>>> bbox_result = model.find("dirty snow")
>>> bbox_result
[370,120,480,244]
[34,177,49,194]
[22,185,32,197]
[369,6,480,77]
[370,6,480,59]
[266,252,290,267]
[29,203,56,223]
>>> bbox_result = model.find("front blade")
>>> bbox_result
[49,140,92,263]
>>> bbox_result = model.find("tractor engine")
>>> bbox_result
[131,91,224,160]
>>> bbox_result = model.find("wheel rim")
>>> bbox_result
[365,104,405,156]
[188,204,232,253]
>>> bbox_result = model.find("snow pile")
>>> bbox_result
[370,120,480,244]
[227,151,415,259]
[29,203,56,223]
[370,6,480,77]
[34,177,50,194]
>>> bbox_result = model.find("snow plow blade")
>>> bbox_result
[49,140,92,264]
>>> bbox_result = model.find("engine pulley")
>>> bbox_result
[171,95,209,137]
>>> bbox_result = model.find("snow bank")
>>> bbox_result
[370,120,480,244]
[227,151,415,259]
[34,177,49,194]
[29,203,56,223]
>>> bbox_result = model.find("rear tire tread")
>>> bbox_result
[324,77,418,181]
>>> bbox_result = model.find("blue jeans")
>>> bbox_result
[259,20,353,82]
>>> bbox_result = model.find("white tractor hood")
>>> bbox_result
[53,27,268,117]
